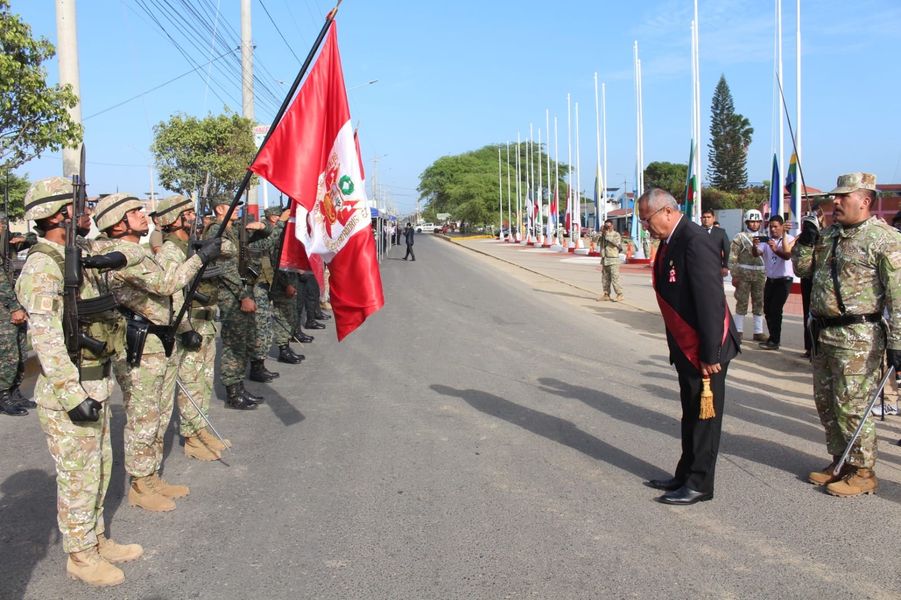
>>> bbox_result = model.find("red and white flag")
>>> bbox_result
[564,188,572,233]
[250,22,383,341]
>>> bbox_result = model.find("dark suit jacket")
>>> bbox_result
[703,226,730,269]
[404,227,414,246]
[655,217,740,374]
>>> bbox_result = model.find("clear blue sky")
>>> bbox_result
[12,0,901,213]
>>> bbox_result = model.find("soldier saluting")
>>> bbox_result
[16,176,144,586]
[793,172,901,497]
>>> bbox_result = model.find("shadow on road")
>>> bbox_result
[245,383,306,427]
[0,469,58,598]
[430,384,669,482]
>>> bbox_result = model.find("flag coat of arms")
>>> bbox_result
[250,22,383,340]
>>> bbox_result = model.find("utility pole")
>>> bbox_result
[55,0,83,177]
[241,0,257,216]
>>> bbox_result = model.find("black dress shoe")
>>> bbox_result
[305,321,326,330]
[656,485,713,505]
[644,477,684,491]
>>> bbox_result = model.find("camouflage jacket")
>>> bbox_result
[205,220,271,302]
[729,231,765,271]
[792,216,901,350]
[598,230,622,264]
[106,238,203,353]
[14,237,142,410]
[0,269,21,313]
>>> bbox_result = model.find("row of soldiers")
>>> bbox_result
[9,176,329,587]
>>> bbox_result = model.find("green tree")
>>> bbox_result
[644,161,688,199]
[151,112,256,201]
[707,75,753,191]
[418,143,569,227]
[0,0,82,171]
[0,171,29,218]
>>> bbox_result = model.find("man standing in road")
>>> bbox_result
[597,219,623,302]
[753,215,795,351]
[638,189,740,505]
[729,210,767,341]
[403,222,415,261]
[792,172,900,497]
[701,209,730,278]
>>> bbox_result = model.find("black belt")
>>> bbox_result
[811,313,882,328]
[766,276,793,282]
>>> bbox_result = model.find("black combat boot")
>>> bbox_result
[248,359,275,383]
[295,330,314,343]
[239,382,264,404]
[0,390,27,416]
[315,311,331,320]
[304,320,326,330]
[224,384,256,410]
[277,345,303,364]
[10,387,36,409]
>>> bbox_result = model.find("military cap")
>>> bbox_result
[264,206,283,218]
[93,193,144,231]
[24,176,74,221]
[151,194,194,227]
[829,172,877,195]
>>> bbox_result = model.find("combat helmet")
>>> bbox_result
[23,177,74,221]
[744,209,763,223]
[150,195,193,228]
[93,193,144,232]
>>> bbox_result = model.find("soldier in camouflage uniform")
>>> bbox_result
[16,177,144,586]
[205,197,271,407]
[151,195,230,460]
[0,214,28,415]
[596,219,623,302]
[95,193,221,511]
[263,206,305,364]
[792,172,901,497]
[728,209,767,341]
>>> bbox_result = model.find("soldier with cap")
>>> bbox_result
[205,196,269,408]
[793,172,901,497]
[596,219,623,302]
[95,193,222,511]
[16,177,144,586]
[263,206,305,364]
[728,209,767,342]
[151,195,230,460]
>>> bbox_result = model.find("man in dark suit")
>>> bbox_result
[700,208,730,277]
[403,222,416,261]
[638,189,740,505]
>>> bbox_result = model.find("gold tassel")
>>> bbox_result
[700,376,716,420]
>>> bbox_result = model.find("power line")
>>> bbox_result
[258,0,300,63]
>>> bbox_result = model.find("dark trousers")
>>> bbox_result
[296,273,320,327]
[763,277,793,345]
[801,277,813,352]
[674,363,728,493]
[404,244,415,260]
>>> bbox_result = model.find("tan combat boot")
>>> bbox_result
[128,475,176,512]
[184,434,221,461]
[153,473,190,498]
[826,467,878,497]
[807,456,846,485]
[67,546,125,587]
[198,428,228,452]
[616,294,625,302]
[97,533,143,563]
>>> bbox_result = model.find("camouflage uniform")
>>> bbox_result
[599,229,623,298]
[0,272,26,394]
[263,215,298,348]
[793,215,901,469]
[246,223,279,361]
[729,231,766,324]
[105,230,203,479]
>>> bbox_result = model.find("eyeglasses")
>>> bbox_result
[639,206,666,226]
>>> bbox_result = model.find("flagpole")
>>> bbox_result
[515,132,521,242]
[575,101,583,251]
[593,73,602,233]
[566,93,573,249]
[528,122,534,244]
[554,115,561,248]
[537,127,544,245]
[794,0,802,232]
[777,0,784,193]
[545,108,552,244]
[497,145,503,240]
[602,82,608,223]
[693,0,702,222]
[173,1,342,337]
[506,141,512,241]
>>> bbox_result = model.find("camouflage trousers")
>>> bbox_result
[117,351,178,478]
[271,297,297,346]
[219,296,255,386]
[252,283,273,361]
[732,269,765,315]
[37,377,113,553]
[811,336,885,468]
[0,320,26,390]
[601,261,622,296]
[175,331,215,437]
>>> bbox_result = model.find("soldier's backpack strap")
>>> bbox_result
[27,242,66,274]
[829,236,847,314]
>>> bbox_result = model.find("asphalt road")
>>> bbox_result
[1,234,899,599]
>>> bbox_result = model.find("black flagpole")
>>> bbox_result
[171,1,343,339]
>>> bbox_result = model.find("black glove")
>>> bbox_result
[67,398,102,422]
[180,330,203,350]
[887,349,901,377]
[82,251,128,270]
[195,237,222,263]
[796,215,819,247]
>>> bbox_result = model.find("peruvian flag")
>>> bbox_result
[564,187,572,233]
[250,22,383,341]
[547,187,558,240]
